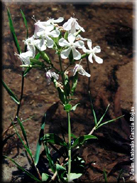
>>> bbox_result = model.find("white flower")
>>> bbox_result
[34,20,53,36]
[63,17,85,34]
[34,22,60,48]
[24,36,47,52]
[59,33,84,60]
[45,70,59,85]
[83,39,103,64]
[15,50,35,65]
[73,64,90,77]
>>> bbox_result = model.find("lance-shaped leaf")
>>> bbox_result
[17,117,29,149]
[88,91,97,126]
[56,164,67,181]
[4,156,41,182]
[64,74,70,96]
[20,9,28,52]
[71,135,97,148]
[7,8,21,54]
[43,133,67,147]
[34,102,59,166]
[12,121,33,160]
[69,173,82,181]
[97,104,110,127]
[34,113,46,166]
[96,115,124,130]
[44,143,56,173]
[2,80,20,105]
[71,72,78,95]
[20,9,28,39]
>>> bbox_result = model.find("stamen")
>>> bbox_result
[32,15,36,22]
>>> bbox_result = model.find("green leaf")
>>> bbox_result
[88,91,97,126]
[71,103,80,111]
[71,72,78,95]
[42,173,49,181]
[71,133,77,139]
[97,104,110,127]
[2,80,20,105]
[20,9,28,38]
[43,133,67,147]
[20,9,28,52]
[64,74,70,96]
[44,143,56,173]
[103,169,108,183]
[96,115,124,129]
[56,164,66,171]
[56,164,67,181]
[7,8,21,54]
[72,135,97,148]
[4,155,41,182]
[64,104,72,112]
[17,117,29,148]
[12,121,33,159]
[34,113,47,166]
[69,173,82,181]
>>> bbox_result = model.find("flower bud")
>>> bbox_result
[36,47,51,64]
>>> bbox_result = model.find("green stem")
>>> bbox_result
[59,55,64,82]
[67,111,71,182]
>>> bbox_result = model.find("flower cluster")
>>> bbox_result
[15,17,103,84]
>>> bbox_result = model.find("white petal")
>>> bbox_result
[74,40,84,48]
[93,54,103,64]
[75,21,85,32]
[59,38,69,47]
[35,38,47,51]
[46,70,52,78]
[68,33,75,44]
[18,51,33,65]
[35,30,45,38]
[82,46,89,53]
[45,24,54,32]
[72,48,81,60]
[93,46,101,53]
[54,17,64,23]
[50,29,60,38]
[60,47,71,59]
[63,19,72,31]
[46,36,54,48]
[79,69,90,77]
[73,64,79,76]
[52,72,59,80]
[88,54,93,63]
[27,45,36,58]
[87,39,92,50]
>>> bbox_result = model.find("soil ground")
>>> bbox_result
[2,1,135,183]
